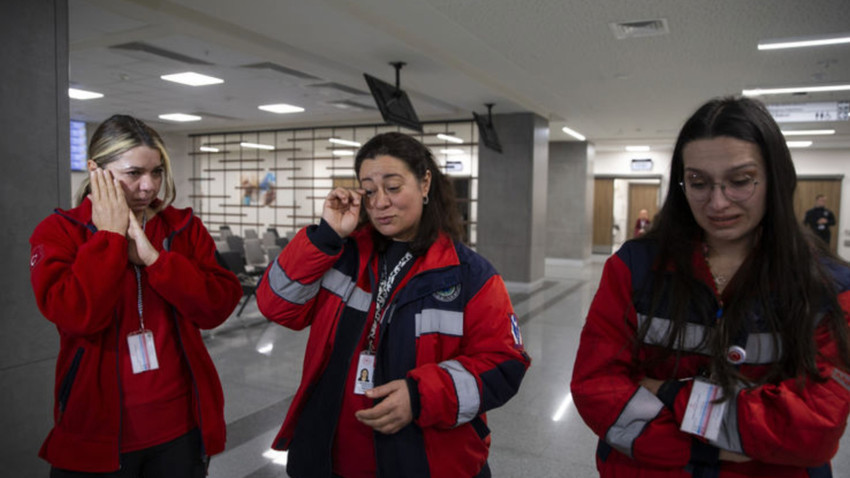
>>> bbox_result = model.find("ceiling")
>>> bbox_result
[68,0,850,152]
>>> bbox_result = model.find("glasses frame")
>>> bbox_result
[678,176,760,203]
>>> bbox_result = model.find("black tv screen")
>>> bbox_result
[473,112,502,153]
[363,73,423,132]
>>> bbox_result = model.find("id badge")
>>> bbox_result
[680,378,727,441]
[353,352,375,395]
[127,329,159,374]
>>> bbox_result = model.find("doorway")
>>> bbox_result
[593,175,663,255]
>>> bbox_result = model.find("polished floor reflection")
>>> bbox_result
[202,257,850,478]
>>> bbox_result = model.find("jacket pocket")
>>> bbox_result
[58,347,84,420]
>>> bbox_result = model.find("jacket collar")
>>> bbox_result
[350,225,460,274]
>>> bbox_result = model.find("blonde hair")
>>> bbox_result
[74,114,176,210]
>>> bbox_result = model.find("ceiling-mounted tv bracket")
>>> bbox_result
[474,103,503,152]
[390,61,406,97]
[484,103,496,126]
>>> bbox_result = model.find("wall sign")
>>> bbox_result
[630,158,653,171]
[767,101,849,123]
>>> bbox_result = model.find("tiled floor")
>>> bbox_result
[201,256,850,478]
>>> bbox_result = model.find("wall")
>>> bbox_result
[478,113,549,287]
[546,141,593,260]
[0,0,68,475]
[186,122,479,240]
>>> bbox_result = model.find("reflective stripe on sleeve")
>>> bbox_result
[605,386,664,458]
[321,268,371,312]
[439,359,480,425]
[415,309,463,337]
[267,260,322,304]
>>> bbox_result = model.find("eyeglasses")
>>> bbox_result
[679,175,759,203]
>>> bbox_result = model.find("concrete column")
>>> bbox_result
[476,113,549,290]
[546,141,593,261]
[0,0,68,475]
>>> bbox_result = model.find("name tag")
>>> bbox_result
[353,352,375,395]
[680,379,727,441]
[127,329,159,374]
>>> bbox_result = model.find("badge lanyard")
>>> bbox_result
[366,251,413,354]
[354,250,413,395]
[127,213,159,374]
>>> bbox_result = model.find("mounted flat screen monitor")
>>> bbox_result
[70,120,87,171]
[473,112,503,153]
[363,73,423,132]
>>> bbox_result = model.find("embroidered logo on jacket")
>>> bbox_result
[30,244,44,269]
[432,284,461,302]
[510,313,523,346]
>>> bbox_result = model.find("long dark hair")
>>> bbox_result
[639,96,850,396]
[354,132,463,255]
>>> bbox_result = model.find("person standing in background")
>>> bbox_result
[633,208,652,237]
[30,114,242,477]
[804,194,836,245]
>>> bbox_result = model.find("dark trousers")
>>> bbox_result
[50,429,206,478]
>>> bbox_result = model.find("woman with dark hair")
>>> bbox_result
[571,97,850,477]
[257,131,530,478]
[30,114,242,477]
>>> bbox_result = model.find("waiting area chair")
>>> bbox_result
[216,250,258,318]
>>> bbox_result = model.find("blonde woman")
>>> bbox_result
[30,114,242,477]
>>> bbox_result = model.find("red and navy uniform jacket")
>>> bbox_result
[571,239,850,478]
[29,198,242,472]
[256,222,531,478]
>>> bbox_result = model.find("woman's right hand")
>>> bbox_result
[89,169,130,235]
[322,187,363,238]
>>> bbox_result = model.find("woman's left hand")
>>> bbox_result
[355,379,413,434]
[127,211,159,266]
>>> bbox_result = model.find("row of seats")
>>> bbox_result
[213,226,289,317]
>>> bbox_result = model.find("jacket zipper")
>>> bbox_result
[57,347,84,423]
[171,304,209,470]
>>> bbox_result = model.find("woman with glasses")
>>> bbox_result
[571,97,850,477]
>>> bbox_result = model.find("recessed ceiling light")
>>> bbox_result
[258,103,305,114]
[787,141,813,148]
[758,33,850,50]
[439,149,466,155]
[436,134,464,144]
[626,145,650,152]
[68,88,104,100]
[240,142,275,150]
[332,150,354,156]
[160,72,224,86]
[562,126,586,141]
[328,138,361,147]
[742,84,850,96]
[158,113,202,122]
[199,146,220,152]
[781,129,835,136]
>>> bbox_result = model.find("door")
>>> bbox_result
[593,178,615,254]
[794,178,842,253]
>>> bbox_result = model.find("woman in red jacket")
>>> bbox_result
[571,97,850,477]
[30,115,242,477]
[257,132,530,478]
